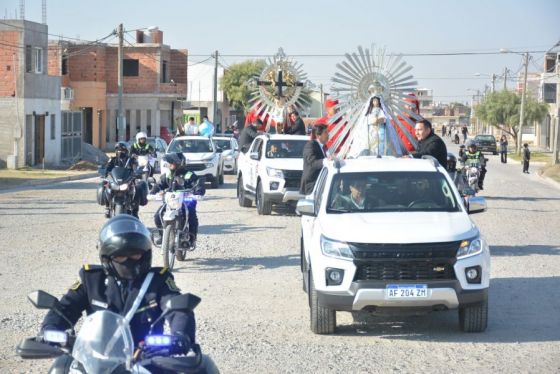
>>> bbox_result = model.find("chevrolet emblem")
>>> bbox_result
[433,266,445,272]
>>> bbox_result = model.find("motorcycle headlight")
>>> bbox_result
[320,236,353,260]
[166,195,182,210]
[119,184,128,191]
[266,167,284,179]
[457,237,484,259]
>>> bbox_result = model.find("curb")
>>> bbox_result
[0,172,98,193]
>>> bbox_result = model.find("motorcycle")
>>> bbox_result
[136,154,156,187]
[16,290,218,373]
[97,161,147,218]
[462,160,481,193]
[149,189,202,270]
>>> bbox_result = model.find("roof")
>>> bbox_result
[327,156,444,173]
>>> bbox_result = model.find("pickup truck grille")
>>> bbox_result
[350,241,460,281]
[282,170,302,188]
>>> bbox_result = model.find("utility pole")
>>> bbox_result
[319,83,324,116]
[212,50,218,126]
[517,52,529,155]
[117,23,124,142]
[503,67,509,90]
[491,73,496,93]
[553,54,560,164]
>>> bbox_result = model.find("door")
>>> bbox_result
[302,168,329,263]
[83,107,93,144]
[34,115,45,165]
[247,138,263,190]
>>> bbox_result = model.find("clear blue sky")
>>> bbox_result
[4,0,559,103]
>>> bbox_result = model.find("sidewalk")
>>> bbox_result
[0,168,98,191]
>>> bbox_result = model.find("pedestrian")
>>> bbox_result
[185,117,199,135]
[300,124,331,195]
[461,125,468,143]
[407,119,448,167]
[442,124,447,137]
[522,143,531,173]
[500,135,508,163]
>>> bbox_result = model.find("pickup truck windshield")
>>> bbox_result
[265,139,307,159]
[169,139,213,153]
[327,171,460,213]
[213,139,231,150]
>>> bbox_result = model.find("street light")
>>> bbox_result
[501,48,530,154]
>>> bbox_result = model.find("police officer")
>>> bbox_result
[41,215,196,347]
[447,153,468,193]
[151,153,205,248]
[461,140,486,190]
[99,142,137,218]
[130,132,156,157]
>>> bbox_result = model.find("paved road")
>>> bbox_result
[0,144,559,373]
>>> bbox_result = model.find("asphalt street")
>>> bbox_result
[0,140,559,373]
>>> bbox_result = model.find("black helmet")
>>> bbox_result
[98,215,152,280]
[115,141,129,157]
[465,139,476,149]
[447,153,457,171]
[164,153,184,167]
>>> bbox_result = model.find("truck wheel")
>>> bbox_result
[459,299,488,332]
[256,181,272,215]
[219,169,224,185]
[210,175,219,189]
[237,176,252,207]
[309,271,336,334]
[301,235,308,293]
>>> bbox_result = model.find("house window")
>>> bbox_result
[61,56,68,75]
[543,83,557,104]
[161,60,168,83]
[25,45,32,73]
[123,59,139,76]
[34,48,43,73]
[50,114,56,140]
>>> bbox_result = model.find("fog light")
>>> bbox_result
[326,268,344,286]
[465,266,481,284]
[270,182,279,190]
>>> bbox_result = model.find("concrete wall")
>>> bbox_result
[70,81,107,148]
[23,98,61,165]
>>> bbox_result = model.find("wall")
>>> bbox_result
[70,81,107,148]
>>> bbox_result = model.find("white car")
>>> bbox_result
[297,156,490,334]
[212,135,240,174]
[237,134,308,215]
[163,136,224,188]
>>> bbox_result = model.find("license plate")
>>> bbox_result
[386,284,428,299]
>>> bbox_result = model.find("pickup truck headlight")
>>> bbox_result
[266,167,284,179]
[320,236,353,260]
[205,163,215,168]
[457,237,483,259]
[225,155,233,161]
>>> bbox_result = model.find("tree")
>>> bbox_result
[475,90,548,151]
[220,60,266,114]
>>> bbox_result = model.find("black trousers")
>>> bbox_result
[500,151,507,163]
[523,160,529,172]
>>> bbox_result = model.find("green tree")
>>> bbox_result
[220,60,266,113]
[475,91,548,151]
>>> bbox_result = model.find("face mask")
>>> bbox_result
[111,257,143,280]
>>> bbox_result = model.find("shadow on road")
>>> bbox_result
[335,276,560,343]
[174,254,299,273]
[490,244,560,256]
[485,195,560,202]
[199,223,285,235]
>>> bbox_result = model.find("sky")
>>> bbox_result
[3,0,559,104]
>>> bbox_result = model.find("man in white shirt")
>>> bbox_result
[184,117,199,135]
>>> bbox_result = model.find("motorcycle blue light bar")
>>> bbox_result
[145,335,172,347]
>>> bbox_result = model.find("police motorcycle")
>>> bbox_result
[131,132,157,188]
[98,158,148,218]
[16,291,218,373]
[149,185,201,270]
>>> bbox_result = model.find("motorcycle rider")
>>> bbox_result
[99,142,138,218]
[461,140,486,190]
[130,132,156,177]
[40,215,196,352]
[151,153,205,249]
[446,153,468,193]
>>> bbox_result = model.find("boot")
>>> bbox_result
[104,207,111,218]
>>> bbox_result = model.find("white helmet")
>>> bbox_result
[136,132,147,142]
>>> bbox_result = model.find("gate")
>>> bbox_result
[61,111,82,161]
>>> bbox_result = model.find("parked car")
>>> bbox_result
[162,136,224,188]
[127,136,167,173]
[237,134,308,215]
[212,135,240,174]
[474,135,497,155]
[297,156,489,334]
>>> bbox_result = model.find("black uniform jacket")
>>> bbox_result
[411,132,448,167]
[300,140,325,195]
[105,155,135,176]
[130,142,156,156]
[151,166,205,196]
[41,265,193,345]
[238,125,258,153]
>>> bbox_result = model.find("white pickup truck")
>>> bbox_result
[236,134,309,215]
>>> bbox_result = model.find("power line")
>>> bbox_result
[0,19,115,43]
[186,50,547,58]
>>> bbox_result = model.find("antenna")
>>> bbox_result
[42,0,46,24]
[19,0,24,20]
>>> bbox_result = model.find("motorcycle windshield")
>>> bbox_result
[72,310,134,373]
[111,167,131,182]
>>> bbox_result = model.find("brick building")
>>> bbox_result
[48,27,187,150]
[0,20,61,168]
